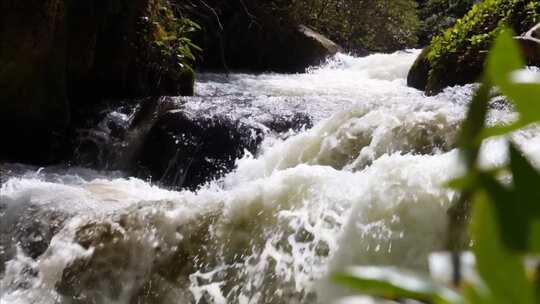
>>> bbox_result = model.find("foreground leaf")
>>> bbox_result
[470,191,535,304]
[333,266,462,304]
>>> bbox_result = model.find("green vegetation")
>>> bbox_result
[144,4,201,72]
[286,0,476,53]
[417,0,540,94]
[416,0,476,45]
[334,29,540,303]
[138,0,201,83]
[288,0,420,53]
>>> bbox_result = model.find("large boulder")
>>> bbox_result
[0,0,195,165]
[137,110,264,190]
[184,0,342,72]
[73,96,313,190]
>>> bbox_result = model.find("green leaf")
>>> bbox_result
[480,121,526,139]
[457,82,491,168]
[509,143,540,217]
[484,28,540,134]
[485,28,524,88]
[470,191,535,304]
[333,266,462,304]
[499,84,540,126]
[462,284,493,304]
[478,173,529,251]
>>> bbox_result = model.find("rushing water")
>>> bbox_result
[2,51,540,304]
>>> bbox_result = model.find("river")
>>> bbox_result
[2,50,540,304]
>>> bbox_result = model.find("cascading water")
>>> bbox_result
[2,50,540,304]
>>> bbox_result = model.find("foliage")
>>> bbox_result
[425,0,540,93]
[140,1,201,73]
[334,29,540,303]
[287,0,420,53]
[416,0,476,45]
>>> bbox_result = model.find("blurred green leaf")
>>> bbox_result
[457,82,491,167]
[470,191,535,304]
[485,28,523,88]
[483,28,540,137]
[462,284,493,304]
[479,173,529,251]
[509,143,540,216]
[333,266,462,304]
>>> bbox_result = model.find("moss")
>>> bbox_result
[407,47,431,90]
[421,0,540,94]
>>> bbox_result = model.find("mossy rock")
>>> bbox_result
[407,47,431,91]
[408,0,540,95]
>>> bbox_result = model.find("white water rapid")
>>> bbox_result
[2,50,540,304]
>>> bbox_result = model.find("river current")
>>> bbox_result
[2,51,540,304]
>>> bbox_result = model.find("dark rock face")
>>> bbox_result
[137,110,264,190]
[65,0,195,104]
[0,0,70,164]
[0,0,194,165]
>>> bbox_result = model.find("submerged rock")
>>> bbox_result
[0,202,69,273]
[56,210,215,303]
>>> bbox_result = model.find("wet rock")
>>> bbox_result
[0,203,69,273]
[137,110,264,190]
[71,96,313,189]
[56,211,216,303]
[406,45,481,95]
[57,221,152,302]
[263,111,313,134]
